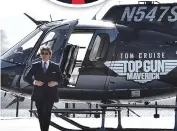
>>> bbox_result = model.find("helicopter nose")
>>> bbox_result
[1,59,25,91]
[1,59,26,92]
[1,59,15,91]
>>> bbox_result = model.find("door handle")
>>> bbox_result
[110,81,115,84]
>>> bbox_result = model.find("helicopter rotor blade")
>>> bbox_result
[24,13,48,25]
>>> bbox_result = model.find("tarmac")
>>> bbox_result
[0,117,174,131]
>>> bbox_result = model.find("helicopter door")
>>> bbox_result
[76,29,118,90]
[107,28,177,99]
[19,20,78,91]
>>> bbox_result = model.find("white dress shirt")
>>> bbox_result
[42,60,49,70]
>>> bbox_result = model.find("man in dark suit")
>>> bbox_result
[24,46,63,131]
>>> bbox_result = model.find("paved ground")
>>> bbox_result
[0,117,174,131]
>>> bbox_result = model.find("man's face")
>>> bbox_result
[40,50,51,61]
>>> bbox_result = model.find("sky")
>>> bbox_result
[0,0,105,48]
[0,0,176,48]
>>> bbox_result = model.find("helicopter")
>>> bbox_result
[1,1,177,105]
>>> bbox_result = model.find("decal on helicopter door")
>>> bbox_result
[105,52,177,84]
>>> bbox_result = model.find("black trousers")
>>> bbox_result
[35,100,54,131]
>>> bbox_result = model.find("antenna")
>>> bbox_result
[50,14,53,22]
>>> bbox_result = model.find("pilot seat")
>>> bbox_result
[60,44,79,86]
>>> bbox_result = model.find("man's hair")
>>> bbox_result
[40,46,52,55]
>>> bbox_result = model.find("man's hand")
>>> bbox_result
[34,81,44,87]
[48,81,57,87]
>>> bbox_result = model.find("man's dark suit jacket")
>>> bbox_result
[24,61,63,102]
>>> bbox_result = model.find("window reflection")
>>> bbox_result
[1,29,43,64]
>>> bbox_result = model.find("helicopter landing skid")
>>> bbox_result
[30,107,173,131]
[29,101,177,131]
[29,108,118,131]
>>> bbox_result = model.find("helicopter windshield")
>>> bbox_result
[1,28,43,64]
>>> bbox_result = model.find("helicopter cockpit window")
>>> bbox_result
[89,33,110,61]
[35,32,56,56]
[1,29,43,64]
[33,25,70,62]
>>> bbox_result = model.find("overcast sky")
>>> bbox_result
[0,0,176,48]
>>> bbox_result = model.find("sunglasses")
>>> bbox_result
[41,52,49,55]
